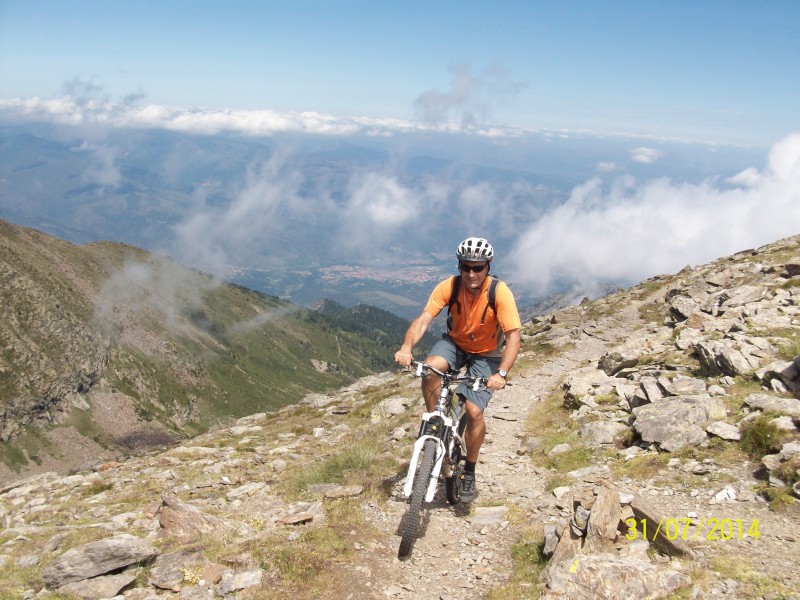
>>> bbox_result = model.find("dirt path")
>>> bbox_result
[341,333,612,599]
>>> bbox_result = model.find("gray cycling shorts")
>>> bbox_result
[426,334,501,412]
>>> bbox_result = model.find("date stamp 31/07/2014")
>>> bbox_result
[625,517,760,542]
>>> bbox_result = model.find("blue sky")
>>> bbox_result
[1,0,799,146]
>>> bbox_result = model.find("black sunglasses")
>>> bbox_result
[459,263,488,273]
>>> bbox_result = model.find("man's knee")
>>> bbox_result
[465,402,485,426]
[424,355,450,371]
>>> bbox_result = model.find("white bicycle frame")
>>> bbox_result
[402,362,480,503]
[402,411,453,502]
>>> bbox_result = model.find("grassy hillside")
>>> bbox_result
[0,219,408,477]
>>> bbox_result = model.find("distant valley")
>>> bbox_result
[0,122,762,319]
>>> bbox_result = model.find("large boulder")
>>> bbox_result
[633,396,726,452]
[542,554,691,600]
[42,534,158,588]
[756,359,800,396]
[694,340,761,376]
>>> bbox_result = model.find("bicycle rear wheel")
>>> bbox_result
[398,438,437,558]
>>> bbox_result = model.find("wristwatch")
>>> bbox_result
[497,369,508,379]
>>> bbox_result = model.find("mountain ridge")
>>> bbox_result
[0,219,414,483]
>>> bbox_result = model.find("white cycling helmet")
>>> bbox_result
[457,237,494,262]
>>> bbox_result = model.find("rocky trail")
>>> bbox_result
[358,338,610,599]
[2,235,800,599]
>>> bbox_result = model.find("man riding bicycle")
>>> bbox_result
[395,237,521,502]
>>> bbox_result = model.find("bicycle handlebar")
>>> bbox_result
[409,360,487,391]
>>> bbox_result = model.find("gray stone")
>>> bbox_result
[640,378,663,403]
[466,506,509,525]
[658,375,707,397]
[57,571,137,599]
[694,340,760,377]
[770,416,798,431]
[42,534,158,588]
[159,493,253,540]
[579,421,630,446]
[757,360,799,394]
[669,296,701,321]
[585,487,621,549]
[370,396,414,422]
[542,553,691,600]
[324,484,364,499]
[148,551,197,591]
[543,525,559,556]
[744,393,800,417]
[706,421,741,441]
[217,568,263,594]
[633,396,724,451]
[720,285,767,308]
[629,496,694,558]
[598,352,640,376]
[549,443,571,456]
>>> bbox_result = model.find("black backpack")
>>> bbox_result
[446,275,506,353]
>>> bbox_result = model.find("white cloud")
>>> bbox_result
[630,147,663,164]
[73,141,121,187]
[169,152,310,274]
[509,132,800,294]
[345,172,420,227]
[726,166,761,187]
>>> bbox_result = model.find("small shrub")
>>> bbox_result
[739,415,782,459]
[612,452,669,480]
[777,338,800,362]
[771,456,800,487]
[754,483,795,511]
[269,527,349,586]
[486,525,546,599]
[82,481,114,497]
[282,437,397,499]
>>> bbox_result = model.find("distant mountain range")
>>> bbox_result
[0,122,762,319]
[0,219,434,481]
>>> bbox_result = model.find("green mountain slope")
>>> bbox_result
[0,219,411,477]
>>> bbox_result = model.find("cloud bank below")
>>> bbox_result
[508,132,800,294]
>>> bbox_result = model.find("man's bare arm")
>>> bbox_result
[487,328,521,390]
[394,311,435,366]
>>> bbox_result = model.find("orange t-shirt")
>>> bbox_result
[424,276,521,354]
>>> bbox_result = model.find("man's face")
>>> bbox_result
[459,260,489,291]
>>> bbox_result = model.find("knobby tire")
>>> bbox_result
[445,413,468,504]
[398,438,438,558]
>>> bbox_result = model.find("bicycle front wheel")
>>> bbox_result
[398,438,437,558]
[445,413,468,504]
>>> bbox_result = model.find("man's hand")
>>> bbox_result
[486,373,506,390]
[395,348,413,367]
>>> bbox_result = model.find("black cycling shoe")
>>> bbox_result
[459,472,477,503]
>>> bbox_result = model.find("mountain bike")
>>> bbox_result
[397,360,485,559]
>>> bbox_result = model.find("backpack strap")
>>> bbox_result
[446,275,461,331]
[479,277,500,325]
